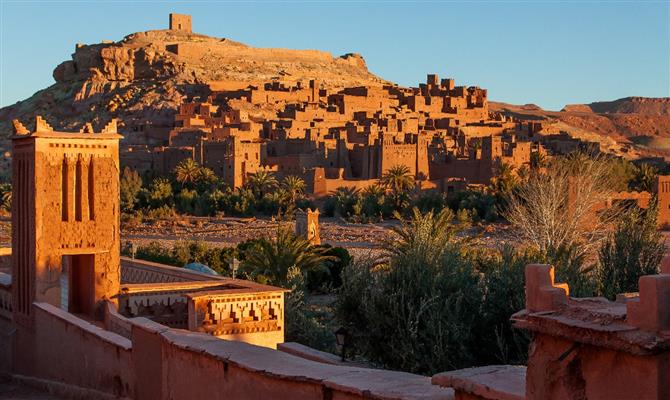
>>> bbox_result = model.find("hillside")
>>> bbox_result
[0,28,386,155]
[491,98,670,158]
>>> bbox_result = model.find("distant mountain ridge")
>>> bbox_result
[491,97,670,158]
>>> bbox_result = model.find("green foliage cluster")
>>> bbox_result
[335,203,666,374]
[121,233,350,290]
[119,160,313,220]
[323,165,502,223]
[336,208,533,374]
[596,201,665,300]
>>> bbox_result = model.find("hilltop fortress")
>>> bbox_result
[113,15,602,194]
[1,13,603,191]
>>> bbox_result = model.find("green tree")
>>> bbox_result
[282,175,306,204]
[596,202,665,300]
[381,165,414,210]
[631,163,658,192]
[331,186,360,218]
[491,162,518,197]
[146,178,173,209]
[384,207,462,265]
[241,227,336,286]
[120,167,142,212]
[0,183,11,212]
[246,170,278,199]
[196,167,219,192]
[338,207,482,373]
[174,158,201,188]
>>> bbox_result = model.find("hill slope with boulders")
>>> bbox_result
[0,28,385,154]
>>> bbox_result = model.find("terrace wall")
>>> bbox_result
[4,301,453,400]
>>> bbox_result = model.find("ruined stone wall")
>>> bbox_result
[526,332,670,400]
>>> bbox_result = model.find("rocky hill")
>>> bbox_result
[0,28,385,155]
[491,98,670,158]
[1,24,669,163]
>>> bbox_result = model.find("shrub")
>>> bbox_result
[145,205,176,220]
[241,227,336,286]
[123,241,180,266]
[284,267,337,352]
[120,167,142,212]
[596,202,665,300]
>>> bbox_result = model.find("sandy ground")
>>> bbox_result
[0,215,523,260]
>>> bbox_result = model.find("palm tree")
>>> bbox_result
[381,165,415,194]
[632,164,657,192]
[242,227,336,286]
[530,152,547,169]
[381,165,414,211]
[491,162,518,196]
[196,167,219,191]
[383,207,461,265]
[331,186,360,217]
[362,184,385,199]
[174,158,200,188]
[282,175,306,204]
[361,184,386,220]
[246,170,278,199]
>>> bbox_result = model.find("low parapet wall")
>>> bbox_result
[13,303,134,398]
[7,301,453,399]
[132,317,454,400]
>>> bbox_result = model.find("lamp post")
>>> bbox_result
[230,256,240,279]
[334,327,349,362]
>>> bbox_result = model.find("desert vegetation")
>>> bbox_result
[119,159,313,225]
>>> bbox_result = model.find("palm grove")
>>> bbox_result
[1,153,664,375]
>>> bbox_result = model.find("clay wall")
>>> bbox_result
[129,317,452,400]
[13,302,134,398]
[121,257,215,283]
[120,146,153,174]
[430,158,495,185]
[526,332,670,399]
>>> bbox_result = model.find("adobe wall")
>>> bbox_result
[526,333,670,399]
[131,317,454,400]
[13,302,134,398]
[2,290,346,399]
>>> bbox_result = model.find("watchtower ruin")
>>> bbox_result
[169,13,192,33]
[11,117,122,324]
[295,208,320,245]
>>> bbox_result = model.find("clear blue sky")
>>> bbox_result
[1,1,668,110]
